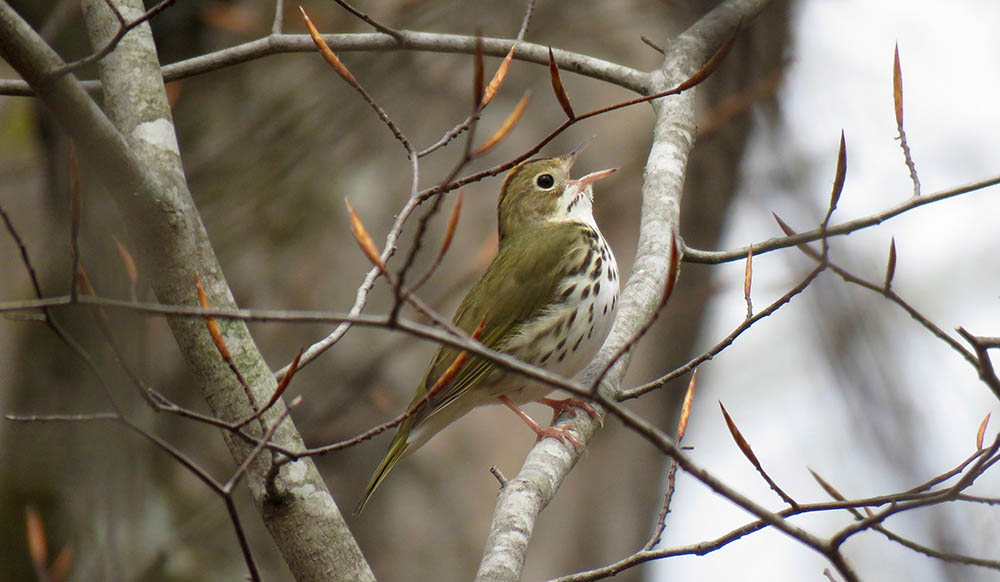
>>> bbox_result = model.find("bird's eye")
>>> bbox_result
[535,173,555,189]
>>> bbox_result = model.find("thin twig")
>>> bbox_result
[271,0,285,34]
[957,327,1000,400]
[302,9,412,152]
[119,418,263,581]
[490,466,509,487]
[684,174,1000,264]
[515,0,536,42]
[46,0,178,80]
[622,262,824,400]
[640,35,665,54]
[770,215,979,370]
[644,371,697,550]
[331,0,403,41]
[1,203,130,414]
[1,31,654,98]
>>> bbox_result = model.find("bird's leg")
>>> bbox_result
[537,397,600,424]
[499,396,584,449]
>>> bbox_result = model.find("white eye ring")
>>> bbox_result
[535,173,555,189]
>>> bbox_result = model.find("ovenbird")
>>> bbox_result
[356,147,619,513]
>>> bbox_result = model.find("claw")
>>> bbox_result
[535,423,585,449]
[538,397,600,425]
[499,396,585,449]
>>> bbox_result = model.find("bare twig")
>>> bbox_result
[123,417,264,581]
[46,0,177,80]
[770,214,979,370]
[1,203,131,414]
[331,0,403,41]
[271,0,284,34]
[957,327,1000,399]
[644,370,697,550]
[683,174,1000,264]
[640,35,665,54]
[490,466,509,488]
[515,0,536,42]
[301,8,412,152]
[622,262,824,400]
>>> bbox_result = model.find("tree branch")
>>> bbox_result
[0,30,648,97]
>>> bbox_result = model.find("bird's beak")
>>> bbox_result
[560,136,613,187]
[570,167,617,187]
[564,135,599,171]
[569,135,598,160]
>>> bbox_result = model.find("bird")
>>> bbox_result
[355,146,619,513]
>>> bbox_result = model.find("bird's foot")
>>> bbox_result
[538,397,600,424]
[499,396,585,449]
[533,423,585,449]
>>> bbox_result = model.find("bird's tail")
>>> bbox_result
[355,429,410,514]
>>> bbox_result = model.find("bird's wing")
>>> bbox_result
[409,222,590,424]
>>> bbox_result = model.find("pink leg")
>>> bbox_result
[499,396,584,449]
[538,397,600,424]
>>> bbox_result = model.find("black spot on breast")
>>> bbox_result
[557,351,566,362]
[588,303,594,323]
[612,295,617,310]
[561,285,576,301]
[603,304,608,315]
[581,285,591,299]
[593,282,601,296]
[556,338,566,350]
[573,248,595,275]
[568,309,577,326]
[572,336,583,351]
[588,325,594,339]
[541,350,553,364]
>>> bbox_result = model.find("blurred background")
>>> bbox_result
[0,0,998,580]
